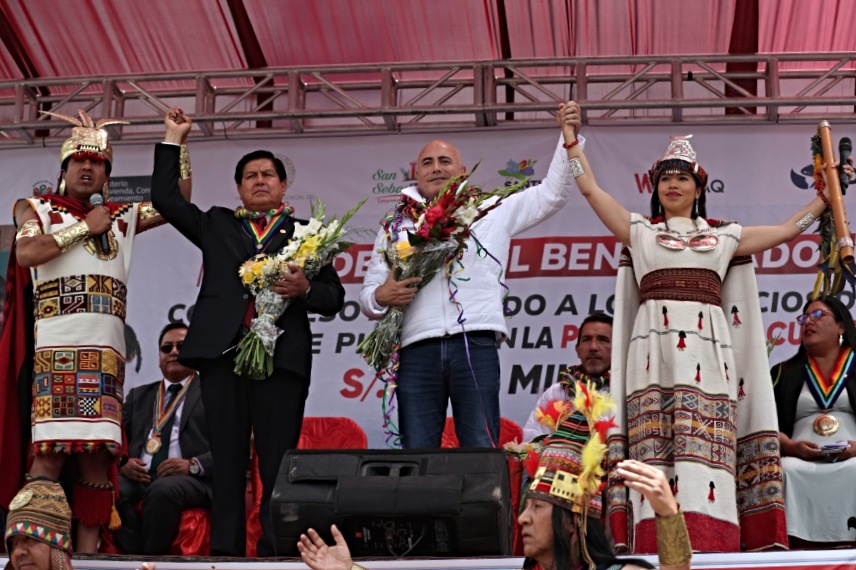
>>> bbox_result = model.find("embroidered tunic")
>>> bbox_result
[607,214,787,553]
[26,197,142,455]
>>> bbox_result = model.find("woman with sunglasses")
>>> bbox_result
[771,295,856,547]
[564,129,855,554]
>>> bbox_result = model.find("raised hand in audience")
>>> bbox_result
[615,459,678,517]
[298,525,354,570]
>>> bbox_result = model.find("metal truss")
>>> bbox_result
[0,52,853,148]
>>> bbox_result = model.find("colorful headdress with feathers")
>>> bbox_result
[41,109,128,168]
[526,380,617,519]
[524,381,617,569]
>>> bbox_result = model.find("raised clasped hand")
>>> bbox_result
[556,100,581,140]
[164,106,192,143]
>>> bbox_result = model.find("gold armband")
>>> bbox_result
[179,144,192,180]
[655,508,692,567]
[138,202,160,221]
[15,219,42,241]
[351,564,368,570]
[52,221,91,253]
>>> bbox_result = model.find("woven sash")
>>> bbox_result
[639,268,721,306]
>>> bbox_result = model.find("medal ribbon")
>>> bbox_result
[151,376,194,437]
[805,346,854,410]
[241,212,288,250]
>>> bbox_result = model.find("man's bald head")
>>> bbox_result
[415,140,466,199]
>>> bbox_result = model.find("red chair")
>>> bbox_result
[440,416,525,556]
[245,417,368,556]
[99,504,211,556]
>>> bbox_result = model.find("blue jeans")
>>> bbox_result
[397,331,501,448]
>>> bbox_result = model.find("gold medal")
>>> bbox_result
[813,413,840,436]
[9,489,32,511]
[145,436,162,455]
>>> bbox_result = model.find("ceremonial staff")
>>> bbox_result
[818,120,853,264]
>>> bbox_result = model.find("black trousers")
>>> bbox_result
[198,354,308,557]
[115,473,210,555]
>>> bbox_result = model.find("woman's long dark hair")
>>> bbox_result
[522,507,655,570]
[777,295,856,375]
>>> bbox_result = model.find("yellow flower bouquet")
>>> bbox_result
[233,198,365,379]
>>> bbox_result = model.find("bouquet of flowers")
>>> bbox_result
[357,170,529,371]
[234,198,365,380]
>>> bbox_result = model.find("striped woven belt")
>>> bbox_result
[639,267,721,306]
[35,274,127,321]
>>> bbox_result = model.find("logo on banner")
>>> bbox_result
[500,158,541,188]
[633,173,725,194]
[370,164,415,204]
[789,164,816,190]
[32,180,54,196]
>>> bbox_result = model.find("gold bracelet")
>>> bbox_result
[655,508,692,567]
[52,221,91,253]
[179,144,192,180]
[15,219,42,241]
[350,564,368,570]
[138,202,161,221]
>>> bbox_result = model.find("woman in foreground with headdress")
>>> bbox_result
[563,123,853,553]
[298,382,692,570]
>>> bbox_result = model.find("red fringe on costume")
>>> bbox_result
[72,482,113,527]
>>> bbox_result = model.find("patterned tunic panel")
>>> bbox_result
[26,198,141,455]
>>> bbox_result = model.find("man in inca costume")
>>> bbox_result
[0,108,191,552]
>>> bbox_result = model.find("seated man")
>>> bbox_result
[114,323,212,555]
[522,312,612,441]
[6,479,73,570]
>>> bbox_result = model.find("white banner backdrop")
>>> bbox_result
[2,120,855,448]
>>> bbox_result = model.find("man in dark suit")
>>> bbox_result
[115,322,212,555]
[150,109,346,557]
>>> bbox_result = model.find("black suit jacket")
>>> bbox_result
[150,143,345,377]
[123,375,213,477]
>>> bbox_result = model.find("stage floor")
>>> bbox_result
[4,549,855,570]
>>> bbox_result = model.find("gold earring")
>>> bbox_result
[58,179,66,195]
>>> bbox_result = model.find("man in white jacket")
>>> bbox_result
[522,312,613,442]
[359,101,582,448]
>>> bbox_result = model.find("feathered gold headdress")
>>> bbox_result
[40,109,128,167]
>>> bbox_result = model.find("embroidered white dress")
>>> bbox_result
[607,213,787,553]
[26,197,141,455]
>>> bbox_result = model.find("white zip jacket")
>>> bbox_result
[359,135,583,348]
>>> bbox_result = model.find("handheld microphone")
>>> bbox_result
[840,137,852,192]
[89,194,111,254]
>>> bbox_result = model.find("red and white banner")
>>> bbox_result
[2,121,855,447]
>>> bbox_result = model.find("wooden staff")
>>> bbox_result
[818,120,854,264]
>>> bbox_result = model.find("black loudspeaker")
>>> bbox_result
[271,448,512,557]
